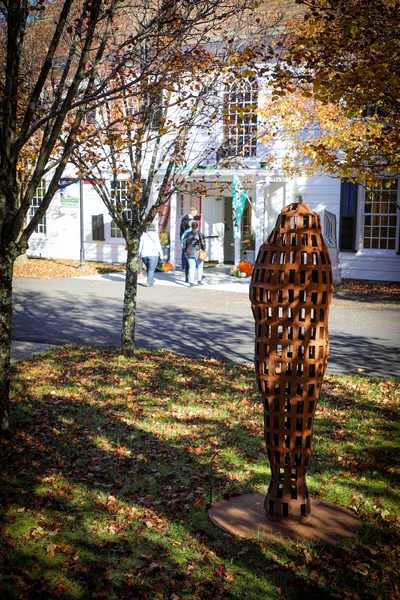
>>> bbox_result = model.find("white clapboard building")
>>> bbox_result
[27,76,400,283]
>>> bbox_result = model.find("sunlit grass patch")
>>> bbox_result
[13,258,126,280]
[0,345,399,599]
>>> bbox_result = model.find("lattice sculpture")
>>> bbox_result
[250,203,333,523]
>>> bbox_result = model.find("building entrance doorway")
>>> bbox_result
[223,196,252,264]
[201,196,224,263]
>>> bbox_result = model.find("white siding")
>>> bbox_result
[28,178,127,264]
[340,253,400,282]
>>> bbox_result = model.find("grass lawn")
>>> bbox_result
[1,346,399,600]
[13,258,126,280]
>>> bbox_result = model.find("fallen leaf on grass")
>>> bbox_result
[3,575,24,584]
[60,544,73,555]
[154,581,165,590]
[31,527,45,539]
[140,552,153,561]
[215,564,226,577]
[303,550,312,564]
[46,543,57,558]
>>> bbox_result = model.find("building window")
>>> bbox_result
[29,180,47,234]
[111,219,124,238]
[110,180,132,238]
[363,179,398,250]
[224,78,258,157]
[339,180,358,251]
[180,194,184,216]
[92,214,105,241]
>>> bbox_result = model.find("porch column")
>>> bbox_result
[255,181,265,258]
[169,191,177,271]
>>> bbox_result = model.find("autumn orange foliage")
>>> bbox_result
[263,0,400,186]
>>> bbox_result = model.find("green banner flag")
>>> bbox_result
[232,174,248,240]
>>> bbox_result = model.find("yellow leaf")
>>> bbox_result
[46,543,57,558]
[304,550,312,564]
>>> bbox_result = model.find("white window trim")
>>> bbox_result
[224,78,258,158]
[29,180,47,235]
[356,180,400,256]
[109,180,131,241]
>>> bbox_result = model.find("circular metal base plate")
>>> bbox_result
[209,493,362,546]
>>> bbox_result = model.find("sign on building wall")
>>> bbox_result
[60,180,79,207]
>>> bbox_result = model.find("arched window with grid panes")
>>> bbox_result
[223,78,258,158]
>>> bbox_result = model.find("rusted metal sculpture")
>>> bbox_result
[250,203,333,523]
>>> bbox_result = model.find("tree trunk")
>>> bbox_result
[121,238,140,357]
[14,253,28,266]
[0,250,15,435]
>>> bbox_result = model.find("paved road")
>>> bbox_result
[12,268,400,380]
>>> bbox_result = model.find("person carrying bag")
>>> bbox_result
[182,221,206,287]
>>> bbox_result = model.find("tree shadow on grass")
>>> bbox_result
[1,347,399,599]
[12,280,400,380]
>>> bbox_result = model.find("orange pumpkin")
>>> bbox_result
[163,262,173,272]
[238,261,252,276]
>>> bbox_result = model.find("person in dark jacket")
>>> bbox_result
[180,206,198,276]
[182,221,205,287]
